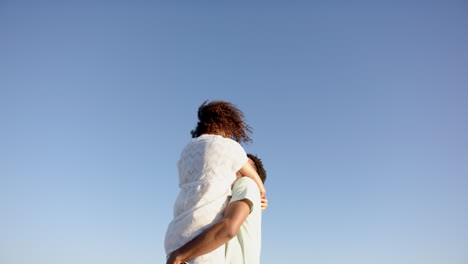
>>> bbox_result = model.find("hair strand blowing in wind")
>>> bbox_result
[190,100,253,144]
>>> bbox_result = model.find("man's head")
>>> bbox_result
[247,154,267,183]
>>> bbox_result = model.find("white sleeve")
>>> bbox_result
[228,140,248,172]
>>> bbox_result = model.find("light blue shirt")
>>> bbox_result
[225,177,262,264]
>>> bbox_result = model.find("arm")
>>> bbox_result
[166,200,251,264]
[238,162,266,197]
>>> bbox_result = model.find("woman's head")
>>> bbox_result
[190,100,252,143]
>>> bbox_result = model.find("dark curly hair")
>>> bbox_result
[247,153,267,183]
[190,100,253,144]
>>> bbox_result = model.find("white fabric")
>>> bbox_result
[165,134,248,264]
[225,177,262,264]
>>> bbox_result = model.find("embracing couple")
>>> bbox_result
[164,100,269,264]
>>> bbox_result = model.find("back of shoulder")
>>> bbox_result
[208,136,246,157]
[214,136,243,149]
[192,135,241,148]
[231,177,261,212]
[233,177,260,194]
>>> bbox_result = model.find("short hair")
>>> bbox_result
[190,100,252,143]
[247,153,267,183]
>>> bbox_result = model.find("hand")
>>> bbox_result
[261,196,269,211]
[166,252,186,264]
[259,186,266,198]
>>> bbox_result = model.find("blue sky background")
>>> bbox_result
[1,1,467,263]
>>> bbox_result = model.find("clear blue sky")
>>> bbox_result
[1,1,467,263]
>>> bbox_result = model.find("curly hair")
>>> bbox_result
[247,153,267,183]
[190,100,253,143]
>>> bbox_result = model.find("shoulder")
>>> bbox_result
[233,177,257,189]
[230,177,260,213]
[217,136,243,148]
[211,137,246,156]
[232,177,260,197]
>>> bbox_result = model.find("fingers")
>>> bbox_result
[261,196,269,211]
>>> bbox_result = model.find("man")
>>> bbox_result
[166,154,268,264]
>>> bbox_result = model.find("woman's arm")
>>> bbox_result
[238,162,266,197]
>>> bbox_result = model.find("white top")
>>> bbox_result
[225,177,262,264]
[165,134,248,264]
